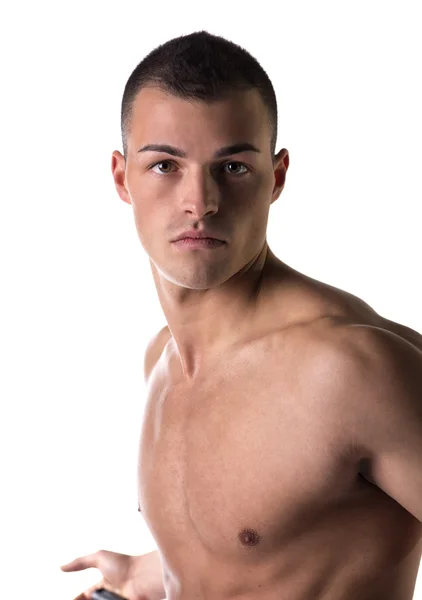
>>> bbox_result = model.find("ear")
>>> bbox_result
[271,148,289,204]
[111,150,131,205]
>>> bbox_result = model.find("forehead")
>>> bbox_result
[128,86,270,155]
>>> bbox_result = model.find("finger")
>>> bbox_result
[61,553,100,572]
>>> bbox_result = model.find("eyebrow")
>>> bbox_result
[137,142,261,159]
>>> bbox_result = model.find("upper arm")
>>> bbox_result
[335,326,422,522]
[143,325,171,383]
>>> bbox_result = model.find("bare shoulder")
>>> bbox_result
[282,271,422,418]
[143,325,171,383]
[300,312,422,385]
[288,315,422,483]
[310,317,422,518]
[297,313,422,442]
[278,265,422,353]
[371,316,422,352]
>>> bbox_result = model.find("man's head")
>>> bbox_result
[112,31,289,290]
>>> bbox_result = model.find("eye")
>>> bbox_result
[222,161,249,176]
[149,160,249,176]
[150,160,175,174]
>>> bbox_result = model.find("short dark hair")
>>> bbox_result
[120,30,278,160]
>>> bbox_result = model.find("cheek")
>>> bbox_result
[233,172,273,206]
[229,182,271,226]
[131,199,159,249]
[238,191,272,243]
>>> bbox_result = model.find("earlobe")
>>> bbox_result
[111,151,131,205]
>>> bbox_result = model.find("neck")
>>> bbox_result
[150,242,280,381]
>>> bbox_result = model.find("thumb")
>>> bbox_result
[60,553,99,572]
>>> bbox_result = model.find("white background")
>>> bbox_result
[1,1,421,598]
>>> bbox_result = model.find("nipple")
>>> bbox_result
[238,528,260,546]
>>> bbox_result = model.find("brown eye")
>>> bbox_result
[151,161,174,174]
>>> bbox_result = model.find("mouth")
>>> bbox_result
[172,237,226,249]
[172,229,226,243]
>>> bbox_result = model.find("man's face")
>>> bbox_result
[111,86,288,290]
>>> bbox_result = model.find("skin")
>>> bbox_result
[108,86,422,599]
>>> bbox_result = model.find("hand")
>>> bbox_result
[61,549,164,600]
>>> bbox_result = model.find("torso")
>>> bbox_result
[137,262,422,600]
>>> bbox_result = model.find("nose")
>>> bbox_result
[178,167,220,218]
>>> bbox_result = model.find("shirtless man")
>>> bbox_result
[61,31,422,600]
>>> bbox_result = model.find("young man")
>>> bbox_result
[61,30,422,600]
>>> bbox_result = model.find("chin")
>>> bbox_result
[160,263,233,290]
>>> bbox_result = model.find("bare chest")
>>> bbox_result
[137,348,363,561]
